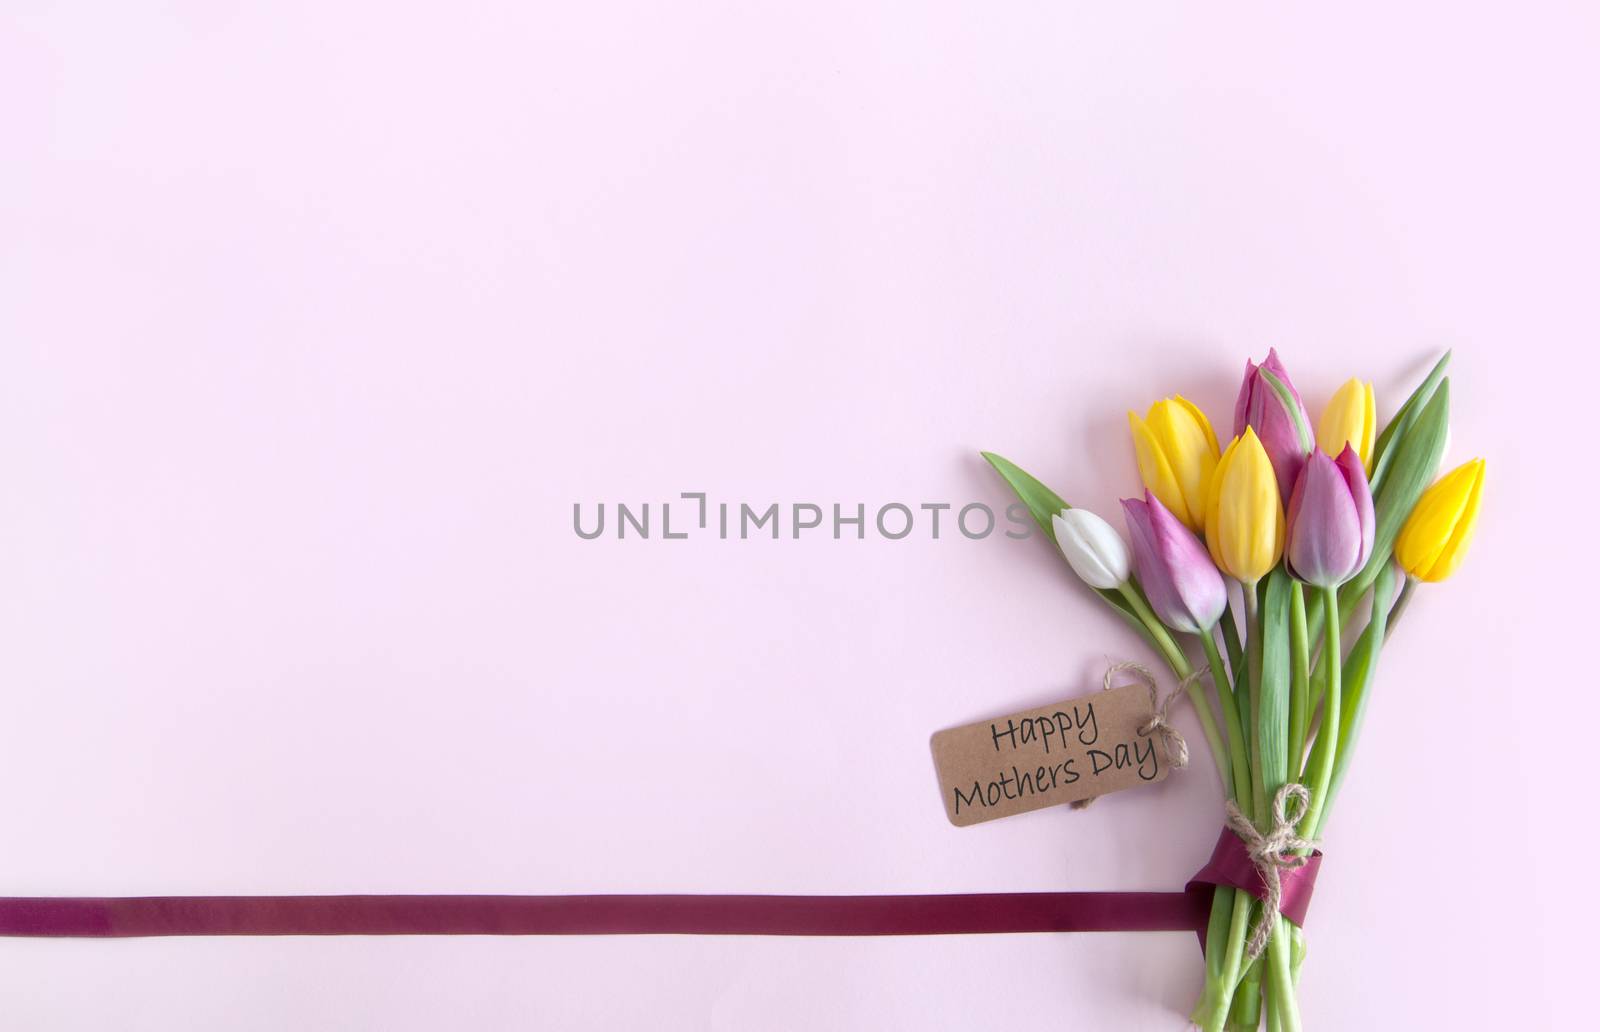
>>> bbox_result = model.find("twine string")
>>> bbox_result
[1071,662,1194,810]
[1224,783,1319,960]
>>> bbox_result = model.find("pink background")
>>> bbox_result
[2,3,1593,1028]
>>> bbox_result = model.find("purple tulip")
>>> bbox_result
[1233,348,1314,500]
[1121,491,1227,634]
[1285,445,1376,588]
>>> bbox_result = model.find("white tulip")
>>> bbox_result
[1051,508,1131,590]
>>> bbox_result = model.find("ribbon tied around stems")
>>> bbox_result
[1223,783,1320,960]
[1071,661,1193,810]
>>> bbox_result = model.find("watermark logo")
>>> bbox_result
[573,493,1035,541]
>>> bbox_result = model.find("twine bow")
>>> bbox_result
[1224,783,1319,960]
[1071,662,1193,810]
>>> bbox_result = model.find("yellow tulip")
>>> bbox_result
[1395,458,1485,582]
[1204,428,1285,583]
[1128,396,1220,532]
[1317,378,1376,473]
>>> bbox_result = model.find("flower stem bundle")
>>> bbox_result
[983,349,1483,1030]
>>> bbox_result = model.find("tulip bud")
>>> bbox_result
[1050,509,1132,590]
[1121,492,1227,633]
[1128,396,1220,533]
[1317,378,1376,474]
[1233,348,1314,500]
[1285,446,1376,588]
[1205,428,1285,584]
[1394,459,1485,582]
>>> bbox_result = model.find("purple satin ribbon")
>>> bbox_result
[0,893,1211,938]
[0,829,1317,938]
[1187,827,1322,928]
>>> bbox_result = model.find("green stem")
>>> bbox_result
[1300,586,1343,837]
[1267,917,1301,1032]
[1205,581,1265,1031]
[1226,954,1262,1031]
[1219,598,1245,672]
[1116,583,1232,796]
[1384,575,1417,643]
[1286,571,1402,1005]
[1287,584,1310,778]
[1235,584,1255,739]
[1191,886,1242,1030]
[1200,631,1248,811]
[1116,582,1187,672]
[1319,565,1401,831]
[1242,580,1267,824]
[1119,583,1265,1032]
[1300,589,1323,746]
[1200,889,1253,1032]
[1203,889,1233,985]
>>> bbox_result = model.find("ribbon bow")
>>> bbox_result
[1070,662,1192,810]
[1104,660,1191,769]
[1223,783,1319,960]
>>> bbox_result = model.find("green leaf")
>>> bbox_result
[1104,582,1167,656]
[1322,562,1399,827]
[1370,351,1451,492]
[1308,355,1452,650]
[1338,378,1448,609]
[1219,601,1244,671]
[1255,568,1293,795]
[980,451,1071,543]
[979,450,1162,653]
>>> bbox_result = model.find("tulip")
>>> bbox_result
[1205,428,1285,584]
[1394,458,1485,582]
[1233,348,1314,500]
[1317,378,1376,473]
[1128,396,1220,533]
[1121,491,1227,633]
[1050,508,1131,590]
[1284,446,1375,587]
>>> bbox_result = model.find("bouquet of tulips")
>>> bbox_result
[984,350,1483,1031]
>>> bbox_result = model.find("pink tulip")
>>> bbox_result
[1121,491,1227,634]
[1233,348,1314,500]
[1285,445,1375,588]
